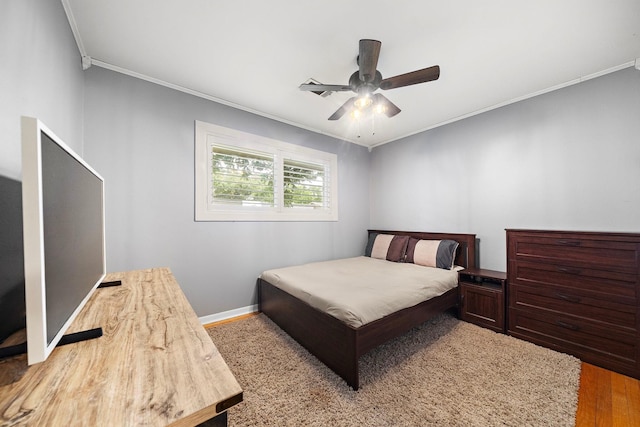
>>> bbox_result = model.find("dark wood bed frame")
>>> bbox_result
[257,230,477,390]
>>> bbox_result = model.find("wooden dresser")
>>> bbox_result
[506,229,640,380]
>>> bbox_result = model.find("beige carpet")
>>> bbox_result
[207,313,580,427]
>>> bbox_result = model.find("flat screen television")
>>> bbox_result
[0,175,26,344]
[21,116,106,365]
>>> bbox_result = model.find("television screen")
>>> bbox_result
[0,175,26,344]
[21,117,106,365]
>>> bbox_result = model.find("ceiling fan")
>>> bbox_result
[299,39,440,121]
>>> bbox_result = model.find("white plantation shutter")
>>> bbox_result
[195,121,338,221]
[283,158,327,209]
[210,146,274,207]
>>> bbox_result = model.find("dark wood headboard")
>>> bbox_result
[368,230,477,269]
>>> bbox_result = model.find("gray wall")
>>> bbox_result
[82,67,370,317]
[4,0,640,318]
[370,67,640,271]
[0,0,85,180]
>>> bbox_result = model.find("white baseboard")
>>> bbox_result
[199,304,258,326]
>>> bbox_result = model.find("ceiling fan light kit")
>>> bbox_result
[299,39,440,121]
[353,94,373,110]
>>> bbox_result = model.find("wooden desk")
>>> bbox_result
[0,268,243,426]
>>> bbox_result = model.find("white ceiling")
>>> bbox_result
[63,0,640,148]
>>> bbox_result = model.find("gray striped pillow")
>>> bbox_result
[405,238,459,269]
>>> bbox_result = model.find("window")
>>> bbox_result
[195,121,338,221]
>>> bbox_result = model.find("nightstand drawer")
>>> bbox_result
[458,268,506,334]
[460,283,504,333]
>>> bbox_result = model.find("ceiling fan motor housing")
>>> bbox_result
[349,70,382,95]
[299,38,439,120]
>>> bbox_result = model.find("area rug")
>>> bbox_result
[206,313,580,426]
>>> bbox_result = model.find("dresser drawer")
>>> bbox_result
[510,234,639,272]
[509,260,637,303]
[510,283,637,330]
[509,307,638,368]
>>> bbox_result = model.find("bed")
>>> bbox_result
[257,230,477,390]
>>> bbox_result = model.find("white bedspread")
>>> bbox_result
[260,256,459,328]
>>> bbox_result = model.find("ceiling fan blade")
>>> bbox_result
[328,97,355,120]
[373,94,401,117]
[299,83,351,92]
[379,65,440,90]
[359,39,381,83]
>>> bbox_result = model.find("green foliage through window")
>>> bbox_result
[283,159,324,208]
[211,147,327,209]
[211,147,274,206]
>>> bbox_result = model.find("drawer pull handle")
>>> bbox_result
[556,320,580,331]
[557,240,581,246]
[556,266,582,275]
[555,293,581,303]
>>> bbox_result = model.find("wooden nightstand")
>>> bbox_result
[458,267,506,333]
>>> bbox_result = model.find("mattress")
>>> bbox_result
[260,256,459,328]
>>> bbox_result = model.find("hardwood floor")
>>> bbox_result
[576,363,640,426]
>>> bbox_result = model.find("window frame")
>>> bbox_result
[195,121,338,222]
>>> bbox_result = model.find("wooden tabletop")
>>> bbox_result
[0,268,243,426]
